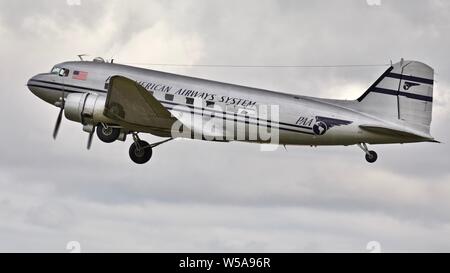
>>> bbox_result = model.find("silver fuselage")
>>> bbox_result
[27,61,425,146]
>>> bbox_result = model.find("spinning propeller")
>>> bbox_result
[52,88,94,150]
[53,91,65,139]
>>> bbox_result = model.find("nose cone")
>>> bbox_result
[27,74,62,105]
[27,76,37,94]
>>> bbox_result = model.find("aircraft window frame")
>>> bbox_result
[206,101,215,108]
[51,67,70,77]
[237,108,256,117]
[186,97,194,105]
[165,94,174,101]
[51,67,62,74]
[59,68,70,77]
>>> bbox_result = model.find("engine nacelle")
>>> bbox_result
[64,93,112,125]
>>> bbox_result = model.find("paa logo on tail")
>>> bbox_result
[403,81,420,91]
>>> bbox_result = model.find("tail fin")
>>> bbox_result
[357,59,434,134]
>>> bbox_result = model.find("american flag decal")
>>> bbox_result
[73,70,88,80]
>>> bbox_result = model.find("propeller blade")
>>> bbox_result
[61,91,65,107]
[87,131,94,150]
[53,108,63,139]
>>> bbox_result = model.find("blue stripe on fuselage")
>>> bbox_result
[27,80,315,135]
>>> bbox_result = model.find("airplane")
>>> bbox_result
[27,57,438,164]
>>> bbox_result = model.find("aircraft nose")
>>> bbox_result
[27,74,45,97]
[27,76,36,90]
[27,74,61,105]
[27,75,39,94]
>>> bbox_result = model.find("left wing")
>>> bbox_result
[103,75,176,133]
[103,75,228,139]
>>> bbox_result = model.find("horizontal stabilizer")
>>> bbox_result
[359,124,437,142]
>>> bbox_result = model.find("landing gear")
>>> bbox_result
[129,139,153,164]
[128,133,173,164]
[96,123,120,143]
[365,151,378,163]
[357,143,378,163]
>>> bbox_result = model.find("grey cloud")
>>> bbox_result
[0,0,449,252]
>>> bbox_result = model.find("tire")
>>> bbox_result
[365,150,378,163]
[129,140,153,164]
[96,124,120,143]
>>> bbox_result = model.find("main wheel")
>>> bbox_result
[129,140,153,164]
[96,124,120,143]
[365,150,378,163]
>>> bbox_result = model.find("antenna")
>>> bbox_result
[125,62,390,68]
[77,54,88,61]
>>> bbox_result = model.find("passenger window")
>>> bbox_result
[165,94,174,101]
[206,101,215,108]
[186,97,194,105]
[238,108,256,117]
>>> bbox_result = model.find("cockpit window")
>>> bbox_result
[51,66,61,74]
[51,66,70,77]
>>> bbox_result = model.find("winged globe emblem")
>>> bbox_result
[312,116,353,136]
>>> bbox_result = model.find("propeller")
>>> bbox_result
[52,74,94,150]
[53,93,65,139]
[53,108,63,139]
[87,131,94,150]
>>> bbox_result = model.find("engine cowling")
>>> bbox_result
[64,93,112,125]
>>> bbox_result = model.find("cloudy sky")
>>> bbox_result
[0,0,449,252]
